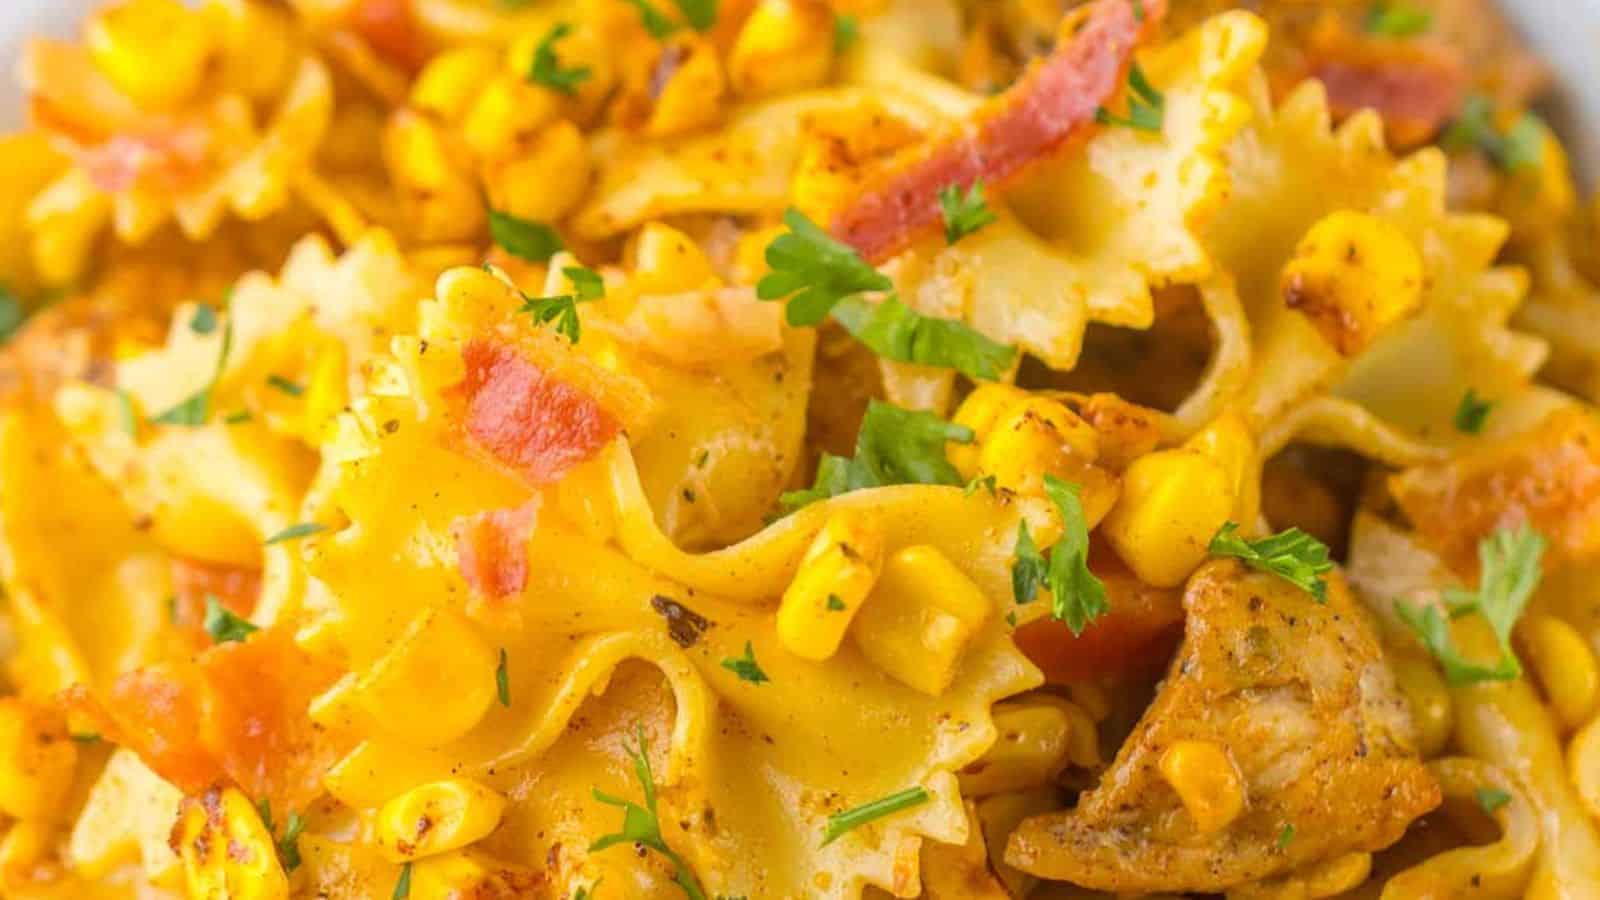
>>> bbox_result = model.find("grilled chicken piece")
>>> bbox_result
[1006,560,1438,894]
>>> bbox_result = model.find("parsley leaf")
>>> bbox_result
[1277,823,1296,849]
[496,648,511,706]
[203,596,258,644]
[830,295,1016,381]
[1208,522,1334,602]
[1455,388,1493,434]
[937,180,997,245]
[260,806,307,873]
[266,375,304,397]
[264,522,326,545]
[1011,521,1048,606]
[1363,2,1432,36]
[116,390,138,437]
[781,401,973,510]
[758,208,892,327]
[1395,524,1546,685]
[834,13,860,52]
[720,641,769,684]
[821,786,930,846]
[1095,63,1164,133]
[565,265,606,301]
[1441,95,1546,174]
[522,293,585,342]
[964,474,998,497]
[826,594,847,611]
[392,861,412,900]
[625,0,680,38]
[673,0,717,31]
[1476,786,1512,814]
[0,285,24,343]
[150,320,233,426]
[1041,475,1109,634]
[527,23,591,95]
[488,210,564,262]
[190,303,218,335]
[591,724,708,900]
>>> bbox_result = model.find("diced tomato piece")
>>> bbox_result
[169,557,261,643]
[458,339,622,485]
[350,0,429,73]
[453,500,541,602]
[1012,546,1184,683]
[829,0,1165,262]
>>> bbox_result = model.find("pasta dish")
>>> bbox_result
[3,0,1600,896]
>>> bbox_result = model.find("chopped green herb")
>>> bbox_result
[1131,0,1145,22]
[488,210,564,262]
[275,810,307,873]
[264,522,326,545]
[150,321,233,426]
[166,595,178,623]
[1363,2,1432,36]
[392,861,413,900]
[1277,823,1296,849]
[564,266,606,301]
[834,13,860,52]
[1005,609,1018,627]
[574,881,602,900]
[527,23,591,95]
[521,293,585,343]
[1095,63,1164,133]
[624,0,679,38]
[0,285,24,343]
[720,641,769,684]
[1476,786,1512,815]
[267,375,304,397]
[758,208,892,326]
[71,732,101,743]
[964,474,998,497]
[781,401,973,510]
[821,786,930,846]
[190,303,218,335]
[1396,524,1546,685]
[1455,388,1493,434]
[826,594,847,611]
[830,295,1016,381]
[256,797,274,833]
[224,410,253,425]
[204,596,258,644]
[937,180,997,245]
[591,724,708,899]
[1041,476,1109,634]
[497,648,511,706]
[1441,95,1546,174]
[117,389,138,437]
[1208,522,1334,602]
[1011,521,1048,606]
[673,0,717,31]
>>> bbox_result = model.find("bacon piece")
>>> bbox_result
[78,127,213,192]
[453,500,541,602]
[349,0,429,73]
[169,557,261,643]
[64,664,219,793]
[458,339,622,485]
[1292,18,1468,150]
[829,0,1165,262]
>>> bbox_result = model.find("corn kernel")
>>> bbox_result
[172,786,289,900]
[411,48,501,124]
[949,384,1030,479]
[410,849,537,898]
[776,511,885,661]
[977,397,1100,497]
[383,112,485,244]
[647,38,726,138]
[1185,411,1259,527]
[852,545,992,696]
[68,748,184,882]
[627,223,720,295]
[1280,210,1424,356]
[1390,654,1453,758]
[958,697,1084,796]
[1524,614,1600,731]
[485,120,592,224]
[354,607,499,748]
[1102,449,1235,588]
[728,0,836,99]
[0,697,77,821]
[463,76,559,163]
[1158,739,1245,834]
[376,778,507,862]
[87,0,214,109]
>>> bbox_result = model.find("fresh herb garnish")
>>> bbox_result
[266,375,304,397]
[1095,63,1164,133]
[834,13,860,52]
[1476,786,1512,814]
[496,648,511,706]
[264,522,326,545]
[1396,524,1546,685]
[937,180,996,245]
[257,800,307,873]
[1277,823,1296,849]
[392,861,412,900]
[1043,476,1109,633]
[1441,95,1546,174]
[720,641,769,684]
[1208,522,1334,602]
[224,409,253,424]
[1011,521,1048,606]
[964,474,998,497]
[1363,2,1432,37]
[116,389,138,437]
[203,596,258,644]
[821,786,930,846]
[189,304,218,335]
[829,295,1016,381]
[0,285,24,343]
[826,594,847,611]
[758,208,892,327]
[1132,0,1145,22]
[1455,388,1493,434]
[149,320,233,426]
[673,0,717,30]
[488,210,564,262]
[565,266,606,301]
[591,724,707,900]
[781,401,973,510]
[528,23,591,95]
[522,295,583,343]
[625,0,680,38]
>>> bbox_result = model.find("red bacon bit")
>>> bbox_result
[829,0,1165,263]
[79,127,212,193]
[459,339,621,485]
[1293,19,1468,150]
[169,557,261,643]
[453,500,541,601]
[350,0,429,73]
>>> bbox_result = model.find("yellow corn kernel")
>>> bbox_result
[376,778,507,862]
[647,39,726,138]
[411,48,501,124]
[485,120,592,224]
[958,697,1086,796]
[627,223,720,295]
[67,748,184,883]
[1102,449,1235,588]
[977,397,1100,497]
[1524,614,1600,731]
[1185,411,1259,527]
[1279,210,1424,356]
[1159,739,1245,835]
[948,384,1030,479]
[463,75,559,163]
[727,0,836,99]
[410,849,537,899]
[0,821,55,891]
[324,741,455,811]
[383,112,485,244]
[0,697,77,821]
[776,511,885,661]
[172,787,289,900]
[508,23,618,122]
[1390,654,1453,758]
[852,545,992,696]
[354,607,499,748]
[86,0,214,109]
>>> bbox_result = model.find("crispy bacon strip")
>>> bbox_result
[829,0,1165,262]
[349,0,429,73]
[1292,18,1468,150]
[453,500,541,602]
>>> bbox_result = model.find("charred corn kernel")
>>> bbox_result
[68,748,184,882]
[790,106,918,224]
[1280,210,1424,356]
[303,340,349,441]
[852,545,992,696]
[376,778,507,862]
[728,0,836,99]
[0,821,55,889]
[1185,411,1259,527]
[411,48,501,123]
[354,607,499,748]
[977,397,1100,496]
[627,223,719,295]
[1102,449,1235,588]
[1159,739,1245,834]
[87,0,213,109]
[647,39,726,138]
[486,120,592,224]
[410,849,536,899]
[463,76,559,162]
[1524,615,1600,731]
[173,787,289,900]
[384,113,484,244]
[958,697,1085,796]
[949,384,1030,478]
[0,697,77,821]
[1391,654,1454,758]
[777,511,885,661]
